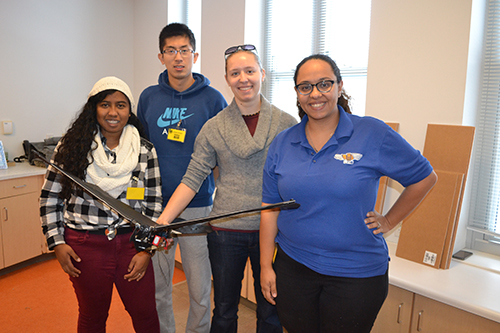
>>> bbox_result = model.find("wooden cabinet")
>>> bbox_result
[0,175,44,268]
[372,285,500,333]
[0,209,3,268]
[410,294,500,333]
[372,285,414,333]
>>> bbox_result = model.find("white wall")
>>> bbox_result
[366,0,473,150]
[200,0,246,102]
[366,0,480,251]
[0,0,135,158]
[133,0,168,104]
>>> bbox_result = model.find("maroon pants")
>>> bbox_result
[65,228,159,333]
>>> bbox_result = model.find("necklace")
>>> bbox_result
[306,124,334,153]
[242,110,260,117]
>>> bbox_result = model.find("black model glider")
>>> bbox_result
[33,149,299,252]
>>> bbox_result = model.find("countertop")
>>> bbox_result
[387,241,500,323]
[0,162,46,180]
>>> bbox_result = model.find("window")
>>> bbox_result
[168,0,201,73]
[262,0,372,119]
[467,0,500,256]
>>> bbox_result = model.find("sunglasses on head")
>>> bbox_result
[224,44,257,58]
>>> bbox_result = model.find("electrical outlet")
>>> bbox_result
[423,251,437,266]
[2,120,13,135]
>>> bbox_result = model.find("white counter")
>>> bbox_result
[387,241,500,323]
[0,163,46,181]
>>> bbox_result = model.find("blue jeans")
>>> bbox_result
[208,230,282,333]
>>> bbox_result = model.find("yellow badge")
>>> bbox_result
[167,128,186,143]
[126,187,145,200]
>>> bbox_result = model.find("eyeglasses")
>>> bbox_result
[224,44,257,58]
[295,80,336,95]
[162,48,195,57]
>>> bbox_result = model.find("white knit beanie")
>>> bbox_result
[88,76,135,108]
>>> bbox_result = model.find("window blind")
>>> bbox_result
[262,0,371,118]
[467,0,500,236]
[263,0,315,111]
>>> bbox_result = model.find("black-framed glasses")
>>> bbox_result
[224,44,257,58]
[295,80,336,95]
[162,48,195,57]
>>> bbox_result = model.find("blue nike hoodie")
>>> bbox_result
[137,70,227,207]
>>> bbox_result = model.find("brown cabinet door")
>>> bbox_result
[372,285,414,333]
[0,213,4,269]
[411,294,500,333]
[1,192,43,267]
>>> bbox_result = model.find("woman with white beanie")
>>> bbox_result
[40,76,163,333]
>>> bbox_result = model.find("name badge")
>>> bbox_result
[126,187,145,200]
[167,128,186,143]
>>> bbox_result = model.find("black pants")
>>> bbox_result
[274,245,388,333]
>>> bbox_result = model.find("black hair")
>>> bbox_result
[159,23,196,52]
[293,54,352,119]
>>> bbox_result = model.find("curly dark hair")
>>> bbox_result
[54,89,145,200]
[293,54,352,119]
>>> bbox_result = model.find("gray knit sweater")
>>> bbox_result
[181,95,297,230]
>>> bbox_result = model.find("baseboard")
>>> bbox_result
[0,253,56,277]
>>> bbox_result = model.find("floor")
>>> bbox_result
[173,277,258,333]
[0,254,257,332]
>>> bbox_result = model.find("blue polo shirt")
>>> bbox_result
[262,108,433,278]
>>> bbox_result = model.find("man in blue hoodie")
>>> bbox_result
[137,23,227,333]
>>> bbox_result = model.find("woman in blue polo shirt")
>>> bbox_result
[260,54,437,333]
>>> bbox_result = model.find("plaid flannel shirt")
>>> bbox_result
[40,138,163,250]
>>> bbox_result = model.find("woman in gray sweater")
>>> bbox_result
[157,45,297,333]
